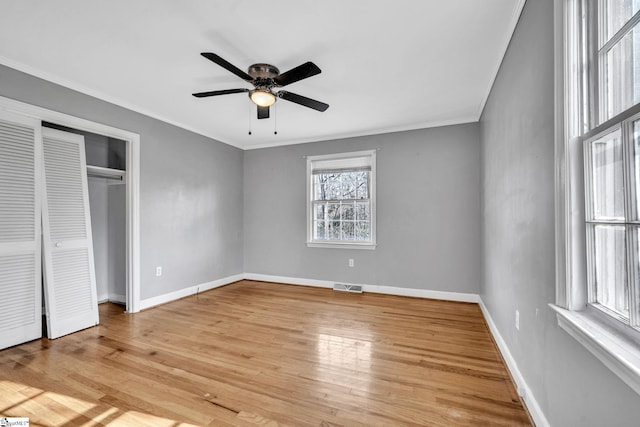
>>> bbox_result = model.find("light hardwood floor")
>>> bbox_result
[0,280,532,426]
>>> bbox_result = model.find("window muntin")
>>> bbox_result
[307,151,376,248]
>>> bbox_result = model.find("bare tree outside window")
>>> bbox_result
[312,170,370,241]
[307,150,376,248]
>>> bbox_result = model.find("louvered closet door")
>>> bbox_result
[42,128,98,339]
[0,111,42,350]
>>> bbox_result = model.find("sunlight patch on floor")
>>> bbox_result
[0,380,199,426]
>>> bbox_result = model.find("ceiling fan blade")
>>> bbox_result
[201,52,254,82]
[274,62,321,87]
[192,88,249,98]
[278,91,329,112]
[257,106,270,119]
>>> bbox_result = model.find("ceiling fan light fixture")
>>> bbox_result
[250,90,276,107]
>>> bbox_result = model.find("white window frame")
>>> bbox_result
[553,0,640,395]
[306,150,377,250]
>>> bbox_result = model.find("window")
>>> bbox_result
[554,0,640,395]
[306,150,376,249]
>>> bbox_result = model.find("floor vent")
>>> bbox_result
[333,283,363,293]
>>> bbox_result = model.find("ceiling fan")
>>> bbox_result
[193,52,329,119]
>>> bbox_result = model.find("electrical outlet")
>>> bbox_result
[348,259,354,267]
[515,309,520,330]
[156,266,162,276]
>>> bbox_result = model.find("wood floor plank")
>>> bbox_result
[0,280,532,426]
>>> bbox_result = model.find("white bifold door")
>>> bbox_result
[0,111,42,350]
[42,128,99,339]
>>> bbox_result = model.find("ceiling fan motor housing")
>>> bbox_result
[248,63,280,80]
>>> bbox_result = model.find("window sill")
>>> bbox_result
[306,241,376,250]
[550,304,640,395]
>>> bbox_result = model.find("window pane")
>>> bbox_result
[341,203,354,220]
[356,201,370,221]
[315,203,326,220]
[590,129,625,220]
[313,173,340,200]
[329,221,341,240]
[314,180,326,200]
[600,25,640,121]
[356,172,369,199]
[327,203,340,220]
[314,220,326,240]
[355,222,371,241]
[341,173,357,199]
[593,225,629,318]
[599,0,640,47]
[327,174,342,200]
[342,221,355,240]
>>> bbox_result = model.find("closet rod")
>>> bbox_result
[86,165,125,181]
[87,171,123,181]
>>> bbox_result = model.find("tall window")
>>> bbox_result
[570,0,640,329]
[306,151,376,249]
[556,0,640,396]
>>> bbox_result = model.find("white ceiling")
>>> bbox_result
[0,1,524,150]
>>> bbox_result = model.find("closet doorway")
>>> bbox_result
[43,122,127,307]
[0,95,141,316]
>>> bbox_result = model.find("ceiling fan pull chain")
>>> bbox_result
[248,104,253,135]
[274,104,278,135]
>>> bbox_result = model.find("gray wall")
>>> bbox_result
[244,124,481,293]
[88,177,126,303]
[88,177,110,301]
[0,63,244,301]
[108,183,127,299]
[480,0,640,425]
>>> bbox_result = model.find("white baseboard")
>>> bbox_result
[479,298,549,427]
[244,273,334,289]
[139,273,243,311]
[366,283,479,302]
[138,273,479,311]
[244,273,479,303]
